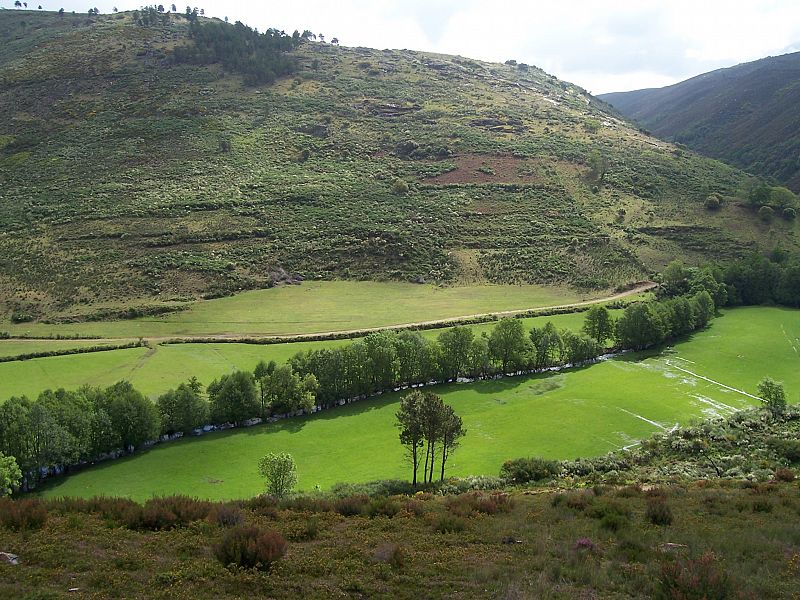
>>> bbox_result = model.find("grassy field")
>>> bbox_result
[37,307,799,501]
[0,309,621,400]
[0,339,132,358]
[1,281,593,338]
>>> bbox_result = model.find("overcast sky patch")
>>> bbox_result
[14,0,800,93]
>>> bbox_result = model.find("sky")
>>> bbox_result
[6,0,800,94]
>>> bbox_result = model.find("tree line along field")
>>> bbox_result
[1,281,595,339]
[0,309,613,400]
[35,306,800,501]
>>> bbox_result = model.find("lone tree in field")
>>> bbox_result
[582,305,615,346]
[757,377,786,417]
[258,452,297,498]
[396,390,465,486]
[396,390,425,486]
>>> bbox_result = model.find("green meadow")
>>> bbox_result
[0,339,131,358]
[0,310,620,400]
[37,307,800,501]
[1,281,593,338]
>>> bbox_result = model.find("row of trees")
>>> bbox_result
[661,253,800,308]
[0,382,160,483]
[0,290,718,490]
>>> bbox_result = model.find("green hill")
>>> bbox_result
[600,52,800,192]
[1,10,796,321]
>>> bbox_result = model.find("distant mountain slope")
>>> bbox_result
[600,52,800,192]
[0,10,796,318]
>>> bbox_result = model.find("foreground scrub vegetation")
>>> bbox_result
[1,455,798,598]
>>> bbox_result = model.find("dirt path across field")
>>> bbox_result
[142,281,657,344]
[5,282,656,345]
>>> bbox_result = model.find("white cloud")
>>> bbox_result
[19,0,800,93]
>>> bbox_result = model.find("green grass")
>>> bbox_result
[0,309,620,400]
[0,339,131,357]
[2,281,591,338]
[37,307,800,501]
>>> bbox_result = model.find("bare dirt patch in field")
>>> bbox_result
[425,154,543,185]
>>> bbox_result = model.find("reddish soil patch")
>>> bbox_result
[425,154,542,185]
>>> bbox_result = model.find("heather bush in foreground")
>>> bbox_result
[214,525,287,570]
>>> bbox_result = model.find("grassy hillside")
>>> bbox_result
[600,52,800,192]
[35,307,799,500]
[1,10,795,321]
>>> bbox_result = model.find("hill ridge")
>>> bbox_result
[0,10,796,321]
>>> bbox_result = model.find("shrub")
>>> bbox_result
[433,513,466,533]
[123,504,176,531]
[751,498,773,513]
[334,494,369,517]
[214,526,287,570]
[646,497,674,526]
[657,552,730,600]
[757,377,786,417]
[148,496,212,525]
[500,457,560,483]
[616,534,650,563]
[774,467,796,482]
[373,542,405,569]
[290,517,319,541]
[704,194,721,210]
[366,496,400,519]
[0,498,48,531]
[244,495,279,519]
[281,496,334,513]
[563,491,594,511]
[401,498,426,517]
[769,438,800,463]
[783,207,796,220]
[758,205,774,223]
[615,484,642,498]
[446,492,513,517]
[587,499,631,531]
[391,178,409,195]
[208,504,243,528]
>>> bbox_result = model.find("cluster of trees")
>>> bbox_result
[661,254,800,308]
[0,365,321,486]
[396,391,465,485]
[172,19,307,85]
[0,382,160,483]
[748,184,798,221]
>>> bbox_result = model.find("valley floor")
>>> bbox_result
[34,306,800,501]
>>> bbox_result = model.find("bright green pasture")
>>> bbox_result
[38,307,799,501]
[0,339,131,358]
[2,281,590,338]
[0,311,620,400]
